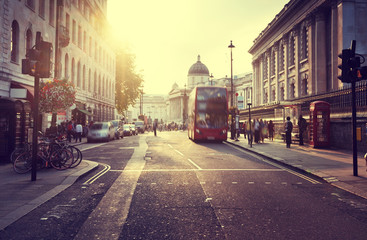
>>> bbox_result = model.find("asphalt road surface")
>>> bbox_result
[1,131,367,240]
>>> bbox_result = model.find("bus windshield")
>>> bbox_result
[196,88,227,129]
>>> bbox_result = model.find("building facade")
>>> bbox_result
[247,0,367,151]
[249,0,367,107]
[128,94,167,124]
[0,0,115,128]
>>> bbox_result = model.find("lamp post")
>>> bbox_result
[183,84,186,128]
[247,103,252,148]
[228,40,235,139]
[209,73,214,86]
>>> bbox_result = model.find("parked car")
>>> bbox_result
[134,121,145,133]
[123,124,132,136]
[129,124,137,135]
[111,120,124,139]
[87,121,115,143]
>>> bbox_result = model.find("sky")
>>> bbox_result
[107,0,290,95]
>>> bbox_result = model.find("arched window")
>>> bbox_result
[279,42,284,71]
[77,61,81,87]
[82,65,86,90]
[11,21,19,63]
[64,54,69,79]
[263,55,268,80]
[25,29,33,54]
[71,58,75,85]
[94,71,97,93]
[280,86,285,101]
[88,68,91,91]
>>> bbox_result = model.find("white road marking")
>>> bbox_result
[174,149,184,156]
[83,163,111,185]
[187,158,202,170]
[225,143,321,184]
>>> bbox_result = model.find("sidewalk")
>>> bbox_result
[0,138,98,230]
[226,135,367,199]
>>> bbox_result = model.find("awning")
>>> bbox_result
[10,82,34,101]
[76,108,93,116]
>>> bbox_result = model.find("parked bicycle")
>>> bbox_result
[13,132,81,174]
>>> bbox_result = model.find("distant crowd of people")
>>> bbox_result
[236,115,308,148]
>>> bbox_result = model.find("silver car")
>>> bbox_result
[87,121,115,143]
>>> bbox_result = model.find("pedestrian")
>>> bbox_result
[243,122,247,139]
[298,115,307,145]
[67,121,73,143]
[75,122,83,142]
[268,120,274,141]
[285,116,293,148]
[247,120,253,145]
[153,120,157,137]
[254,119,260,143]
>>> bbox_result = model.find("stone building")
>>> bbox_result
[0,0,115,128]
[247,0,367,151]
[128,94,167,124]
[249,0,367,107]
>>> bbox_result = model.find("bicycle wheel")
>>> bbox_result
[13,151,32,174]
[68,146,83,168]
[50,148,74,170]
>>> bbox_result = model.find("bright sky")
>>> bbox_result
[107,0,289,95]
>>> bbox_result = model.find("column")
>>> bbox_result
[315,11,327,93]
[274,44,279,102]
[331,3,338,90]
[293,28,300,98]
[283,36,289,100]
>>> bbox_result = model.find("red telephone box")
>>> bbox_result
[309,101,330,148]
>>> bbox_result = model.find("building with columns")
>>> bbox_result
[247,0,367,151]
[249,0,367,107]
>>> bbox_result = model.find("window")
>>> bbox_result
[83,31,86,52]
[78,26,82,48]
[65,13,70,32]
[11,21,19,63]
[71,58,75,84]
[263,55,268,80]
[64,54,69,79]
[82,65,86,90]
[94,71,97,93]
[89,37,92,56]
[39,0,45,18]
[301,27,308,60]
[26,29,33,54]
[279,42,284,71]
[49,0,55,26]
[77,61,81,87]
[72,20,76,43]
[270,49,275,76]
[289,36,295,66]
[88,69,91,91]
[26,0,35,10]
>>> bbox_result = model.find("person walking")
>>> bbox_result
[67,121,73,143]
[298,115,307,145]
[285,116,293,148]
[254,119,260,143]
[153,120,157,137]
[268,120,275,141]
[75,122,83,143]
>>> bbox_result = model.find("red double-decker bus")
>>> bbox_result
[187,86,228,141]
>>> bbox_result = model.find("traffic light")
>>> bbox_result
[37,41,53,78]
[21,31,53,78]
[338,49,354,83]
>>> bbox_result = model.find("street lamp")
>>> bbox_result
[209,73,214,86]
[247,103,252,148]
[228,40,235,139]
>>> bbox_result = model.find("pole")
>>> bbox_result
[248,103,252,148]
[352,80,358,176]
[31,76,40,181]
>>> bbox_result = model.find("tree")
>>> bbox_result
[115,47,144,114]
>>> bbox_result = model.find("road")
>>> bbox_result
[1,131,367,239]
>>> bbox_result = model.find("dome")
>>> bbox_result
[188,55,209,75]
